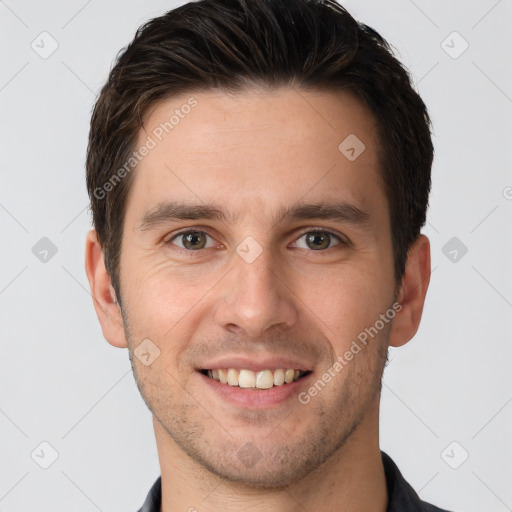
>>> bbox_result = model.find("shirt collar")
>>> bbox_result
[137,451,450,512]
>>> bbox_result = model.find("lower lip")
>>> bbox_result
[197,371,313,409]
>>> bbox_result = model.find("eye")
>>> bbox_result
[167,230,218,251]
[165,228,347,253]
[292,229,346,251]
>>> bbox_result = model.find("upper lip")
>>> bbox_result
[197,356,314,373]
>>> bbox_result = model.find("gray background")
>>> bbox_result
[1,0,511,510]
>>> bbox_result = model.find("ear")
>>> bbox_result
[389,234,431,348]
[84,229,128,348]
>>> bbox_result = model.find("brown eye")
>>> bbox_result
[294,230,344,251]
[305,232,331,250]
[169,230,214,250]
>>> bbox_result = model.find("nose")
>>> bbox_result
[213,246,298,338]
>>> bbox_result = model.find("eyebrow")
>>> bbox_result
[138,199,370,231]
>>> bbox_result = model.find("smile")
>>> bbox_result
[200,368,312,390]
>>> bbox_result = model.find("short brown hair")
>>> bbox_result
[86,0,433,297]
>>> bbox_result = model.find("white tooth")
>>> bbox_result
[212,369,220,381]
[284,369,295,383]
[273,369,285,386]
[227,368,239,386]
[207,370,213,378]
[256,370,274,389]
[218,368,228,384]
[238,369,256,388]
[294,370,300,381]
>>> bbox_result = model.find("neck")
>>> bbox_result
[155,400,388,512]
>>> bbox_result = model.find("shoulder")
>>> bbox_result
[382,451,454,512]
[136,476,161,512]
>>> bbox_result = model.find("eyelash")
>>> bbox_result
[165,227,348,254]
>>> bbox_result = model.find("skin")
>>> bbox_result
[85,87,430,512]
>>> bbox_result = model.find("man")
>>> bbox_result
[84,0,452,510]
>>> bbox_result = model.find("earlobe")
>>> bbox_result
[389,234,431,348]
[84,229,128,348]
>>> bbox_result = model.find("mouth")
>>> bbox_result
[198,368,313,390]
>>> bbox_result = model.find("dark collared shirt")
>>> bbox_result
[137,451,453,512]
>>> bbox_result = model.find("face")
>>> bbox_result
[117,87,398,487]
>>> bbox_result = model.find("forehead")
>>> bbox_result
[127,86,385,224]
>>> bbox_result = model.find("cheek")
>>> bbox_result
[121,262,217,342]
[297,264,393,345]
